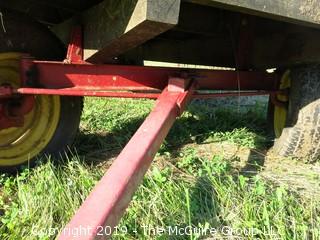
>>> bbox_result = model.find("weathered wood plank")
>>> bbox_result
[122,11,320,69]
[122,36,235,67]
[185,0,320,27]
[52,0,181,63]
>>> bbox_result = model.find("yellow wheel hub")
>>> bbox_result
[0,53,61,167]
[274,70,290,138]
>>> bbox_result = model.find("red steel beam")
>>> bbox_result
[58,79,196,240]
[16,88,160,99]
[15,87,276,99]
[20,59,278,91]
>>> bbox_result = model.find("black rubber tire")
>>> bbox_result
[42,96,83,158]
[0,9,82,170]
[273,65,320,162]
[267,95,276,138]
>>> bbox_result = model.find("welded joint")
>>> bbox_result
[167,77,197,115]
[177,80,197,116]
[168,77,191,92]
[64,26,84,64]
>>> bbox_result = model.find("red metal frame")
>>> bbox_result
[0,26,282,238]
[18,59,277,92]
[1,25,279,102]
[0,56,278,129]
[0,27,280,134]
[58,78,196,240]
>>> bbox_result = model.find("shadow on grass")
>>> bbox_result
[239,149,266,177]
[0,101,275,240]
[75,102,271,176]
[158,176,223,240]
[188,176,222,225]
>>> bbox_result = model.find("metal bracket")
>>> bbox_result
[64,26,84,64]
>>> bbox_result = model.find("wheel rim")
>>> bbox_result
[0,53,61,167]
[274,70,290,138]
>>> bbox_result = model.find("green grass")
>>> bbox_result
[0,97,319,239]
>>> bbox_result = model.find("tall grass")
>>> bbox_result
[0,98,319,239]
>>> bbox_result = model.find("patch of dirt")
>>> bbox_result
[88,139,320,197]
[174,141,320,197]
[260,150,320,197]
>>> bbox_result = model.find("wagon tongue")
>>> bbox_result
[58,78,196,240]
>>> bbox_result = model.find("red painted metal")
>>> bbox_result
[58,79,196,240]
[0,104,23,130]
[65,26,84,64]
[0,25,278,237]
[8,95,35,116]
[0,24,278,237]
[0,86,13,98]
[0,95,35,130]
[16,87,161,98]
[14,87,277,99]
[20,59,278,91]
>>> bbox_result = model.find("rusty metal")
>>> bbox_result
[58,78,196,240]
[0,95,35,130]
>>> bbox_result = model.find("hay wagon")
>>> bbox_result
[1,0,320,238]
